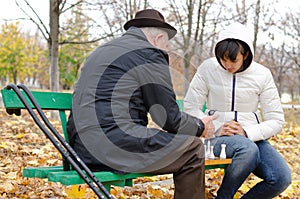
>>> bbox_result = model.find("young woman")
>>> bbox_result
[184,22,291,198]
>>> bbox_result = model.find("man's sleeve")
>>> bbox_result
[137,50,205,137]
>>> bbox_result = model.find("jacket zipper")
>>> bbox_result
[231,74,237,121]
[253,112,260,123]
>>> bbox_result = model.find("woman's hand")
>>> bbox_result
[217,120,247,137]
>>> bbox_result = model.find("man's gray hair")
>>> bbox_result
[141,27,168,40]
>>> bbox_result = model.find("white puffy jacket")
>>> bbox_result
[184,23,285,142]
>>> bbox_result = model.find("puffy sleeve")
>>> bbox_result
[243,69,285,141]
[184,63,208,119]
[184,58,235,132]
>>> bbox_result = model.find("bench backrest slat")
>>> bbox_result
[1,89,72,110]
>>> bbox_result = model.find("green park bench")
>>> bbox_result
[1,85,231,197]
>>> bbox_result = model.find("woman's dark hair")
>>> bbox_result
[215,39,253,72]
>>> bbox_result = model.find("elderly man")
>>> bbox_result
[67,9,216,199]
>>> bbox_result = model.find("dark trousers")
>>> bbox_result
[147,137,205,199]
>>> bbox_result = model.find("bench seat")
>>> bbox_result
[23,158,231,191]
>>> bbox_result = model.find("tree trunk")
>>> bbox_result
[49,0,60,91]
[253,0,261,54]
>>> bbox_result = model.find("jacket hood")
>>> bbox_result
[216,23,254,72]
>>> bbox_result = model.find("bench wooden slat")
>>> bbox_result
[1,89,72,110]
[48,171,152,184]
[205,158,232,166]
[48,170,154,191]
[23,166,64,178]
[205,158,232,170]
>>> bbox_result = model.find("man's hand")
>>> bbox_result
[201,114,218,139]
[217,120,247,137]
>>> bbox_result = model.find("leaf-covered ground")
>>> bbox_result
[0,107,299,199]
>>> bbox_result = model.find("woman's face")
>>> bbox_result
[220,52,244,73]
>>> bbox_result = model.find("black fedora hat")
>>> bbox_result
[124,9,177,39]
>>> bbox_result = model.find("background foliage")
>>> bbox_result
[0,0,299,99]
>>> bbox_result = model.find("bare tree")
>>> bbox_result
[15,0,73,90]
[283,10,300,100]
[285,8,300,68]
[166,0,216,94]
[15,0,114,90]
[235,0,247,24]
[253,0,261,53]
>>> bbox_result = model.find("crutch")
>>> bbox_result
[6,84,114,199]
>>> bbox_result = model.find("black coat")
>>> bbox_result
[67,27,205,173]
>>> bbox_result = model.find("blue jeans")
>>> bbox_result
[208,135,291,199]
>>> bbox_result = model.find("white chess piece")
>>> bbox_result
[206,140,211,158]
[209,145,215,159]
[204,144,208,159]
[200,137,205,144]
[220,144,227,159]
[207,140,210,152]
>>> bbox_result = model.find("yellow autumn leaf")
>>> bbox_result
[143,176,159,182]
[58,153,63,159]
[146,184,164,197]
[0,142,8,149]
[46,159,58,165]
[110,186,123,196]
[38,157,47,164]
[277,134,284,139]
[15,133,25,139]
[65,185,86,199]
[233,191,242,199]
[27,159,39,166]
[239,184,250,193]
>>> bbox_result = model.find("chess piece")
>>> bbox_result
[200,137,205,144]
[207,140,211,152]
[209,145,215,159]
[220,144,227,159]
[206,140,211,158]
